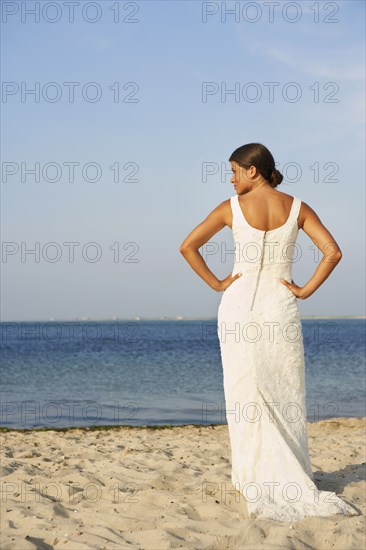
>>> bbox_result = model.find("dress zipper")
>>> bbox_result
[249,231,266,312]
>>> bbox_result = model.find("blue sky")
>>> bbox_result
[1,0,365,321]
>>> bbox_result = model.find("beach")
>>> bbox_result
[1,417,365,550]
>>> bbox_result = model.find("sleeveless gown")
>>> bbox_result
[217,194,359,522]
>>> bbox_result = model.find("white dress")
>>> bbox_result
[217,194,359,522]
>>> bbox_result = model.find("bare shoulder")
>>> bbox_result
[179,198,232,251]
[295,200,342,255]
[297,200,322,231]
[206,198,232,227]
[272,192,320,231]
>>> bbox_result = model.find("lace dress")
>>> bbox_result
[217,194,359,522]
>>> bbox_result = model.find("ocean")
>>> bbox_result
[0,319,365,429]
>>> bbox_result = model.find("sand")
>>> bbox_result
[0,417,365,549]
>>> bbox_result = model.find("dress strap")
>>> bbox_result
[230,195,245,228]
[289,197,302,226]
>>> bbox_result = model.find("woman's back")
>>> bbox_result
[236,189,301,233]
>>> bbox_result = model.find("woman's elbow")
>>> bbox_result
[333,249,343,262]
[180,242,197,256]
[180,243,189,255]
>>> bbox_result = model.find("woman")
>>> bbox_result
[179,143,359,521]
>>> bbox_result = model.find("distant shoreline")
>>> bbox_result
[1,316,365,322]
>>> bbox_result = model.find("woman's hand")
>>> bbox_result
[215,272,243,292]
[279,278,307,300]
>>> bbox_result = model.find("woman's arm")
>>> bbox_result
[281,202,343,299]
[179,200,242,292]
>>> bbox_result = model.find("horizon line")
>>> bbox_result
[1,315,365,323]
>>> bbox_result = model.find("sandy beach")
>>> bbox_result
[1,417,365,549]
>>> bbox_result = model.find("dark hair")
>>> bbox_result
[229,143,283,188]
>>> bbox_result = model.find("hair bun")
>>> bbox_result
[269,168,283,188]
